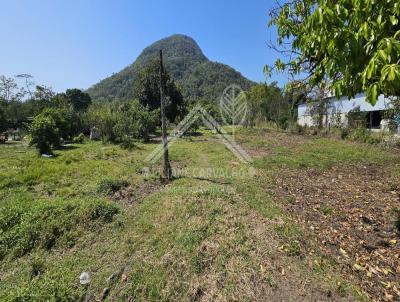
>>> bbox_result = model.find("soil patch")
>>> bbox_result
[271,164,400,301]
[111,180,165,204]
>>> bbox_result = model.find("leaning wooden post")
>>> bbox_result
[159,50,172,180]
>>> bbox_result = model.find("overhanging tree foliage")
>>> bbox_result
[267,0,400,104]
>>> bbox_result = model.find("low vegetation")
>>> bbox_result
[1,127,399,301]
[0,199,119,260]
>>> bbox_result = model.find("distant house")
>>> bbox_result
[297,93,396,130]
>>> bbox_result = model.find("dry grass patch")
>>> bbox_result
[272,164,400,301]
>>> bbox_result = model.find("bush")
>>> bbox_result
[72,133,85,144]
[287,123,305,135]
[86,102,117,142]
[120,140,136,150]
[310,127,320,136]
[28,114,60,154]
[29,255,46,279]
[340,127,350,139]
[96,178,128,195]
[0,200,119,260]
[40,107,74,140]
[349,128,383,144]
[113,99,159,142]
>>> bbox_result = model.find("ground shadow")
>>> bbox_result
[192,176,232,185]
[56,145,79,151]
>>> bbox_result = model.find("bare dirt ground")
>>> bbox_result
[272,164,400,301]
[111,180,165,204]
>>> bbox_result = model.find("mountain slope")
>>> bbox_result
[87,34,255,102]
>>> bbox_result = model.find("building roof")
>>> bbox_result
[298,93,392,117]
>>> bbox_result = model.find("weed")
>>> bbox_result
[96,178,128,194]
[28,255,46,279]
[340,128,349,139]
[72,133,85,144]
[320,206,334,215]
[0,199,119,259]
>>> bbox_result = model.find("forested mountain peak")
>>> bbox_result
[87,34,254,102]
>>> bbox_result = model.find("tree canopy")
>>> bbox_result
[268,0,400,104]
[133,59,186,122]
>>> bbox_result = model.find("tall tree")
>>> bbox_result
[15,74,34,100]
[0,76,24,102]
[245,82,290,127]
[133,59,185,122]
[267,0,400,104]
[34,85,55,113]
[64,89,92,112]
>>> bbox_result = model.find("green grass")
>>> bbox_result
[1,128,397,301]
[253,137,397,170]
[0,198,119,260]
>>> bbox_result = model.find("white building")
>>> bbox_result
[297,93,394,129]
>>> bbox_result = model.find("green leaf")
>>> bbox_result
[390,15,398,25]
[366,84,378,105]
[389,66,396,81]
[318,7,323,24]
[366,60,375,79]
[381,65,390,82]
[378,50,388,61]
[377,14,382,25]
[334,84,342,98]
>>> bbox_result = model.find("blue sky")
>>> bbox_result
[0,0,286,93]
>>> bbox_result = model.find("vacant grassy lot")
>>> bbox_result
[0,128,399,301]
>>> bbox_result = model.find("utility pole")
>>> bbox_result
[159,50,172,180]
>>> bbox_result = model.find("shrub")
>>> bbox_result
[113,99,159,142]
[96,178,128,195]
[349,128,367,142]
[120,140,136,150]
[28,114,60,154]
[86,99,159,144]
[388,120,398,133]
[287,123,305,135]
[72,133,85,144]
[340,127,349,139]
[86,102,117,142]
[40,107,75,140]
[29,255,46,279]
[310,127,320,136]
